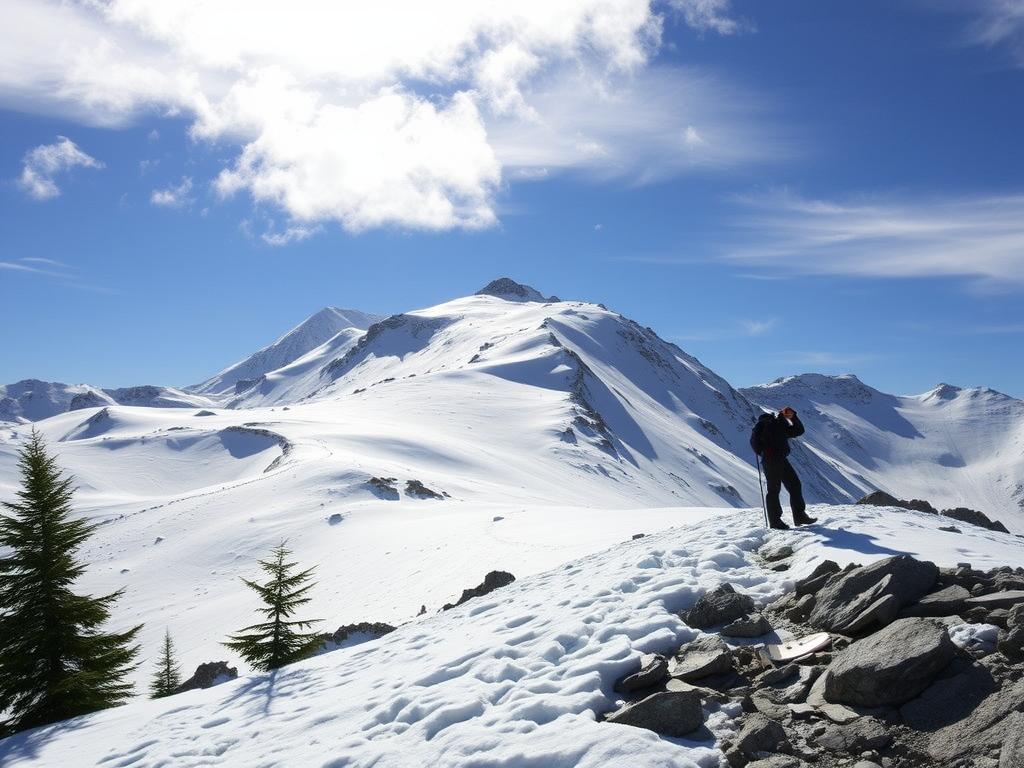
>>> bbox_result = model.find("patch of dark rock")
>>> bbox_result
[685,583,756,629]
[174,661,238,694]
[442,570,516,610]
[631,533,645,540]
[856,491,937,514]
[938,525,961,533]
[194,409,216,417]
[824,617,956,707]
[366,476,399,499]
[405,479,446,499]
[786,594,816,623]
[669,634,734,682]
[327,513,343,525]
[605,689,704,737]
[322,621,395,649]
[614,653,669,693]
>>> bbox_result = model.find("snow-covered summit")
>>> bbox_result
[475,277,559,303]
[190,306,382,396]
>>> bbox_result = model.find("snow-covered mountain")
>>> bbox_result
[0,379,216,423]
[189,306,382,397]
[740,373,1024,521]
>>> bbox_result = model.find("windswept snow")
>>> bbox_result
[2,505,1022,768]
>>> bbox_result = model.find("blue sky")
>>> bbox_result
[1,0,1023,396]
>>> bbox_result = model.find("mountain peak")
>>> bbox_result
[475,278,558,303]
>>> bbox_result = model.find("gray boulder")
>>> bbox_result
[723,613,771,638]
[899,585,971,618]
[824,617,956,707]
[686,583,755,629]
[813,717,892,754]
[605,690,704,737]
[614,653,669,693]
[725,714,791,768]
[669,634,733,681]
[808,555,938,634]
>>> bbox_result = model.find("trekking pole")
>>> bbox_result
[755,453,769,528]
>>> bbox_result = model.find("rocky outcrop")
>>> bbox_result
[442,571,516,611]
[174,661,238,694]
[405,479,446,499]
[807,555,937,634]
[323,622,395,649]
[941,506,1010,533]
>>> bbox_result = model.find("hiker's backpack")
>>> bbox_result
[750,413,774,456]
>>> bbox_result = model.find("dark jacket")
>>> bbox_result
[751,412,804,461]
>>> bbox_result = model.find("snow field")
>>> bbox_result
[4,504,1023,767]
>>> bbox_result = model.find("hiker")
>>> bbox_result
[751,406,817,529]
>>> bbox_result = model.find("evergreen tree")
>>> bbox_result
[149,629,182,698]
[0,430,141,734]
[224,542,321,671]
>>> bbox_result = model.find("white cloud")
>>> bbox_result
[0,0,766,233]
[150,176,194,207]
[261,224,322,247]
[17,136,103,200]
[668,0,748,35]
[726,190,1024,289]
[963,0,1024,65]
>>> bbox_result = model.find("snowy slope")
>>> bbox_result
[2,505,1022,768]
[190,306,382,397]
[742,374,1024,525]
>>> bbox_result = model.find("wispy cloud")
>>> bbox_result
[962,0,1024,66]
[675,317,778,342]
[17,136,103,200]
[150,176,193,208]
[668,0,752,36]
[0,0,772,234]
[261,224,322,247]
[725,190,1024,289]
[0,257,116,294]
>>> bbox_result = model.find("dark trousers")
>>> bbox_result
[763,457,806,522]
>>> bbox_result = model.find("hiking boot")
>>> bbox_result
[793,513,817,526]
[769,519,790,530]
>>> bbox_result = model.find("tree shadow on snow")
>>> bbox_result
[0,717,90,764]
